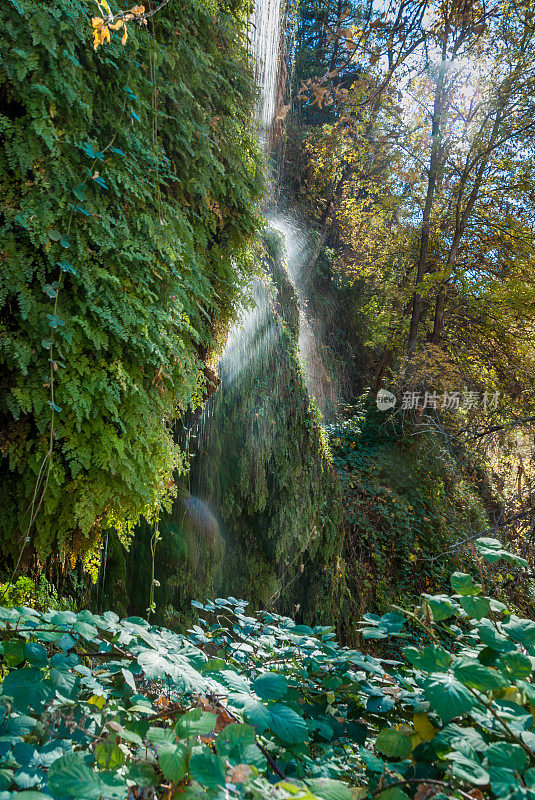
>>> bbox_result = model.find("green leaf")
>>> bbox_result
[306,778,352,800]
[403,644,451,672]
[47,754,101,799]
[450,572,482,596]
[94,740,126,770]
[123,763,156,788]
[269,704,308,744]
[47,229,62,241]
[423,673,475,722]
[2,668,54,713]
[422,594,457,621]
[453,657,508,691]
[503,616,535,649]
[189,750,226,788]
[159,743,188,782]
[175,709,217,737]
[215,723,256,759]
[233,694,271,734]
[375,728,412,758]
[478,621,516,652]
[375,789,409,800]
[459,596,491,620]
[3,639,25,666]
[252,672,288,700]
[449,753,489,786]
[488,767,519,797]
[23,643,48,669]
[497,652,532,680]
[486,742,528,772]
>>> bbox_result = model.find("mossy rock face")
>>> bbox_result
[189,231,344,623]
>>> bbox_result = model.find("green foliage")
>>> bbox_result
[0,576,75,612]
[328,400,490,620]
[0,540,534,799]
[0,0,262,560]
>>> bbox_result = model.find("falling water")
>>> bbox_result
[250,0,282,131]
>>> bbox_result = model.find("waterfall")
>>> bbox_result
[250,0,282,131]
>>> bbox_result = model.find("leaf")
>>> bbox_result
[422,594,457,621]
[413,713,437,742]
[459,595,491,620]
[453,657,508,691]
[252,672,288,700]
[423,673,475,722]
[269,704,308,744]
[175,708,217,737]
[497,652,532,680]
[375,727,412,758]
[47,229,62,241]
[232,694,271,734]
[3,639,25,666]
[23,643,48,668]
[403,645,451,672]
[2,669,54,713]
[448,753,489,786]
[56,260,76,275]
[158,743,188,782]
[488,767,519,797]
[486,742,528,771]
[94,740,125,770]
[306,778,352,800]
[450,572,482,596]
[189,750,225,788]
[47,754,101,799]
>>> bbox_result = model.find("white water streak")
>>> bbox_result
[251,0,282,130]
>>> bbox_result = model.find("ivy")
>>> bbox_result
[0,539,533,799]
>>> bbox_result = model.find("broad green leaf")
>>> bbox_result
[450,572,481,596]
[422,594,457,621]
[375,727,412,758]
[189,750,225,788]
[23,643,48,668]
[497,652,532,680]
[252,672,288,700]
[159,743,188,782]
[453,657,508,691]
[449,753,489,786]
[306,778,352,800]
[486,742,528,771]
[94,740,125,770]
[215,723,256,759]
[269,704,308,744]
[478,621,516,652]
[503,616,535,649]
[123,763,156,788]
[2,669,54,713]
[175,708,217,737]
[488,766,519,797]
[423,673,475,722]
[459,596,491,620]
[3,640,25,667]
[403,645,451,672]
[232,694,271,734]
[47,754,101,799]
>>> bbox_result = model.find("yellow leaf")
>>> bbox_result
[109,19,124,30]
[413,713,437,742]
[88,694,106,709]
[91,16,104,27]
[121,25,128,44]
[101,0,111,13]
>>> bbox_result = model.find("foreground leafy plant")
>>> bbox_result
[0,538,534,800]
